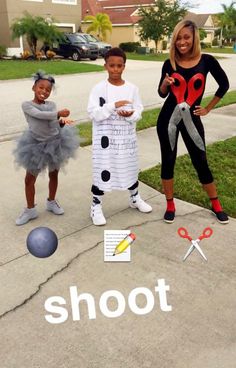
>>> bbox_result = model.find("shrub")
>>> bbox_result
[46,50,56,59]
[0,45,7,58]
[201,42,212,49]
[21,50,31,59]
[212,38,219,47]
[224,41,233,46]
[35,51,44,60]
[119,42,140,52]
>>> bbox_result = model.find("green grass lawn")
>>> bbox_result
[139,137,236,218]
[126,52,168,62]
[126,47,235,61]
[203,47,236,54]
[0,59,104,80]
[78,90,236,147]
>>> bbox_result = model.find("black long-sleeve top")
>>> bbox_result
[158,53,229,100]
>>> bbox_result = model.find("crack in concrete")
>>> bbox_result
[0,214,164,320]
[0,207,218,320]
[0,222,94,268]
[0,194,159,268]
[0,239,102,321]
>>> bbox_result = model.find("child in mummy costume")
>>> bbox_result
[14,71,79,225]
[88,48,152,225]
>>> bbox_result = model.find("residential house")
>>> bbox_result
[0,0,82,56]
[81,0,156,48]
[82,1,218,49]
[183,11,217,45]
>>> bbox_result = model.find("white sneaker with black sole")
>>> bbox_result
[46,199,64,215]
[129,194,152,213]
[90,204,106,226]
[16,207,38,226]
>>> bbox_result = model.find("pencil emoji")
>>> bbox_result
[113,233,136,256]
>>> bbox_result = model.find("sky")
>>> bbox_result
[188,0,235,14]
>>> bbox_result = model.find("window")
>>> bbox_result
[67,34,86,43]
[52,0,77,4]
[82,34,98,42]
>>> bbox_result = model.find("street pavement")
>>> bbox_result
[1,53,236,139]
[0,93,236,367]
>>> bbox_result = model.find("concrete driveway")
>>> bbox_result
[1,53,236,139]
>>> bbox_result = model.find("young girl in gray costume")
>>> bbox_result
[14,71,79,225]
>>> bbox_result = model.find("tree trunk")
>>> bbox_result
[155,39,158,53]
[27,36,34,56]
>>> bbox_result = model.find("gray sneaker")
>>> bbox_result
[16,207,38,226]
[46,199,64,215]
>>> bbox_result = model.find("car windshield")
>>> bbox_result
[67,34,86,43]
[83,34,99,42]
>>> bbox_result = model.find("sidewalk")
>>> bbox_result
[0,105,236,368]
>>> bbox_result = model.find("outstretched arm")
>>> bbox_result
[22,101,58,120]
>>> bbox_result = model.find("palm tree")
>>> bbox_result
[11,12,62,57]
[218,2,236,46]
[83,13,112,41]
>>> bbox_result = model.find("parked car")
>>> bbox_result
[78,33,112,57]
[51,33,99,61]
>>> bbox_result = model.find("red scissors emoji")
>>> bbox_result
[168,73,206,151]
[178,227,213,262]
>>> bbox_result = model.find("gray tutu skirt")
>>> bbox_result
[13,126,79,175]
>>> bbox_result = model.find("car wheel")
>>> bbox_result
[72,52,81,61]
[89,57,97,61]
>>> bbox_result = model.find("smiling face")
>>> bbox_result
[175,26,194,58]
[32,79,53,104]
[104,56,125,85]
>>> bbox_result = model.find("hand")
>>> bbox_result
[59,117,74,125]
[58,109,70,118]
[163,73,175,87]
[117,110,134,117]
[115,100,132,108]
[193,105,209,116]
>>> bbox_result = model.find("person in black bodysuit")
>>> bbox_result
[157,20,229,224]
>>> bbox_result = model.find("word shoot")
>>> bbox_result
[44,279,172,324]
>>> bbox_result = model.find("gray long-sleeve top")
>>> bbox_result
[22,100,60,141]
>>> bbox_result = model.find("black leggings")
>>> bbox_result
[157,119,213,184]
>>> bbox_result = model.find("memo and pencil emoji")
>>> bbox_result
[113,233,136,256]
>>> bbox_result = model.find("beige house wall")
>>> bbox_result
[201,15,216,44]
[106,26,135,47]
[81,23,135,47]
[204,32,214,43]
[82,23,164,50]
[0,0,81,55]
[0,0,10,47]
